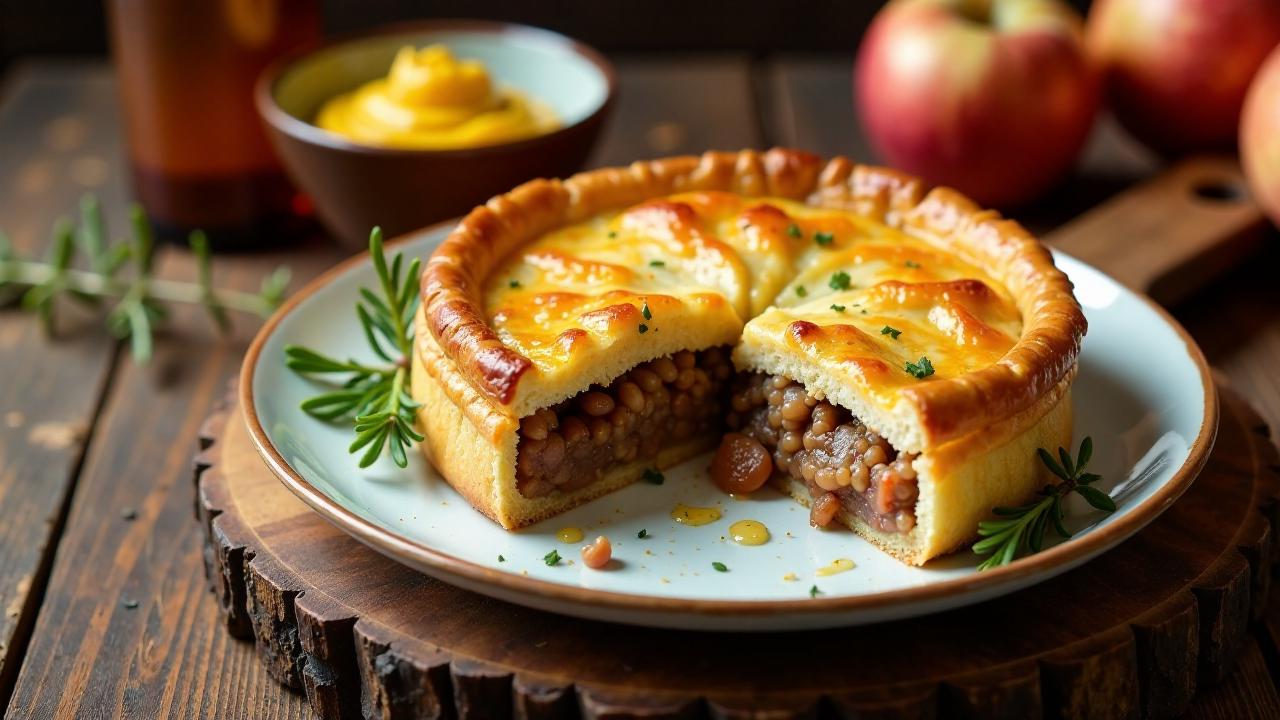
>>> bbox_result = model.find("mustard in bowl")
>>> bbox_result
[316,45,560,150]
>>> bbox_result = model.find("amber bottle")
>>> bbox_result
[108,0,321,247]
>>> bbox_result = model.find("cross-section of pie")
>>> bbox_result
[413,149,1086,565]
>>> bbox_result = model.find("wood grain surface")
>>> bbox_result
[194,381,1279,720]
[2,55,1280,719]
[0,64,128,704]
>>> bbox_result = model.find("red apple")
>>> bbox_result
[1241,45,1280,226]
[854,0,1098,207]
[1088,0,1280,156]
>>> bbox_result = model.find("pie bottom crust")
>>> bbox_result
[412,306,1074,566]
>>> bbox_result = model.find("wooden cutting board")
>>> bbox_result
[1046,155,1270,305]
[194,157,1278,719]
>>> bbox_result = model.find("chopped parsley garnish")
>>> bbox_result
[607,230,618,239]
[712,561,729,572]
[814,231,835,246]
[649,259,665,267]
[905,356,935,379]
[881,325,902,339]
[642,468,665,485]
[637,529,648,539]
[638,323,649,334]
[543,549,561,566]
[508,279,520,289]
[809,585,823,598]
[498,555,505,562]
[830,304,846,312]
[641,302,652,320]
[828,271,851,290]
[787,223,802,238]
[795,285,808,298]
[905,260,921,269]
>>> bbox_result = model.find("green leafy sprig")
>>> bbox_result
[284,228,424,469]
[0,196,290,363]
[973,437,1115,571]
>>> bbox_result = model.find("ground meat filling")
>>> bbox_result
[515,348,733,498]
[726,373,920,533]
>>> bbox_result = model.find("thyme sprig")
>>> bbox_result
[284,228,424,469]
[974,437,1115,571]
[0,196,290,363]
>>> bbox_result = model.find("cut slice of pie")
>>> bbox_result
[413,149,1086,565]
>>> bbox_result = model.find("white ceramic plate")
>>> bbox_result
[242,224,1217,631]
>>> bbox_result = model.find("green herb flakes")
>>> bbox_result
[881,325,902,339]
[905,356,934,379]
[712,561,728,572]
[643,468,665,485]
[544,549,561,566]
[828,271,851,290]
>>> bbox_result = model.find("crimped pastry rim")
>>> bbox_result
[420,148,1087,450]
[238,221,1218,620]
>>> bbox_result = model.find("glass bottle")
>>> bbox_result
[108,0,322,247]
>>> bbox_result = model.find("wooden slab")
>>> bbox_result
[1045,156,1271,305]
[195,382,1278,719]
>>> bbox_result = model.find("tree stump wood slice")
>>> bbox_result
[194,380,1278,720]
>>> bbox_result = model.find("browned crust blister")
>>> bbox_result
[420,149,1087,449]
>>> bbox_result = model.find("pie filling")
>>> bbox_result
[515,348,733,498]
[725,373,919,533]
[514,352,918,533]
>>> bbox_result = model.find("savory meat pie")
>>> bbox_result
[414,149,1085,565]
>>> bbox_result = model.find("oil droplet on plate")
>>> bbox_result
[557,527,584,543]
[670,504,721,526]
[815,558,855,576]
[728,519,770,546]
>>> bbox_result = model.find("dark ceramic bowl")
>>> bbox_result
[257,21,615,248]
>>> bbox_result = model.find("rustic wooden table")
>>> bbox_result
[0,57,1278,719]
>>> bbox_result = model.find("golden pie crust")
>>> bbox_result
[413,149,1086,565]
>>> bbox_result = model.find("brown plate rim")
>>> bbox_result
[239,223,1219,620]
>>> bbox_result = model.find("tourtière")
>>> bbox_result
[413,149,1086,565]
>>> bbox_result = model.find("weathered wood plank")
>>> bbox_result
[4,243,337,719]
[0,62,129,706]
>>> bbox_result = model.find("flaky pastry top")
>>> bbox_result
[421,149,1086,451]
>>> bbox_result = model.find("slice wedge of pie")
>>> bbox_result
[413,149,1085,565]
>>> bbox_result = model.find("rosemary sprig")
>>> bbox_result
[0,195,290,363]
[973,437,1115,571]
[284,228,424,469]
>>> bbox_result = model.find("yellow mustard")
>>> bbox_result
[815,558,855,577]
[670,504,722,527]
[728,519,770,546]
[316,45,559,149]
[556,527,584,543]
